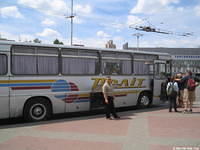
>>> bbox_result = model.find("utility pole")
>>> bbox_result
[65,0,75,45]
[132,33,143,51]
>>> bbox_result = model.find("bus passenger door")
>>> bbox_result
[153,60,167,104]
[0,54,10,119]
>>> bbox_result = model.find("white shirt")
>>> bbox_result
[102,82,114,97]
[166,82,179,92]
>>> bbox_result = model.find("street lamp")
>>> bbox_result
[65,0,75,45]
[132,33,143,51]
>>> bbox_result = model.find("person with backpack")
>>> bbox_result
[180,71,199,113]
[166,76,179,112]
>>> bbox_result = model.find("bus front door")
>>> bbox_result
[153,61,167,104]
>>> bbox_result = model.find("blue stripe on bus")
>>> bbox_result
[0,83,53,87]
[0,84,76,89]
[55,95,66,99]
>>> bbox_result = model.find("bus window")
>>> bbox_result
[121,59,132,74]
[134,54,157,75]
[103,61,121,75]
[102,52,132,75]
[11,46,59,75]
[12,46,37,75]
[134,61,151,75]
[166,62,171,74]
[0,54,7,75]
[61,49,99,75]
[37,47,59,75]
[149,64,154,74]
[155,63,166,79]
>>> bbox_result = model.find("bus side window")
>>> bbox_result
[149,64,154,74]
[166,62,171,74]
[0,54,7,75]
[12,46,37,75]
[134,61,150,75]
[103,61,120,75]
[120,56,132,75]
[133,54,157,75]
[37,47,59,75]
[155,63,166,79]
[11,46,59,75]
[102,52,132,75]
[61,49,99,75]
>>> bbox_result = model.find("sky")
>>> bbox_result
[0,0,200,48]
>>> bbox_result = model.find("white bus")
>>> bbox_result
[0,41,171,121]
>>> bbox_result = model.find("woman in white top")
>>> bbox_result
[166,76,179,112]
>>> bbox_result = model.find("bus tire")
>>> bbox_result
[23,97,52,122]
[137,92,152,108]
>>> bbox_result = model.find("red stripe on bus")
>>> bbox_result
[115,94,127,97]
[11,86,51,90]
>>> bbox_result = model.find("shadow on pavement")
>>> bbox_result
[189,112,200,114]
[0,105,168,129]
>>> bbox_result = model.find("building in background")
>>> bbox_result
[105,40,116,49]
[123,43,200,75]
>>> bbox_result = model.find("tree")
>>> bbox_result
[33,38,41,43]
[53,39,63,45]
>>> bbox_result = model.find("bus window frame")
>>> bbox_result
[133,53,157,76]
[101,52,133,76]
[154,63,167,79]
[11,45,60,76]
[0,53,8,76]
[61,48,100,76]
[133,58,154,76]
[37,47,59,75]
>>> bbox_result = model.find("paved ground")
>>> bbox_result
[0,87,200,150]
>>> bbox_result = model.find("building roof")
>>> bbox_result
[127,47,200,55]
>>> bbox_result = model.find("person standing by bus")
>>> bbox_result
[175,73,184,107]
[166,76,179,112]
[102,77,120,120]
[180,71,199,113]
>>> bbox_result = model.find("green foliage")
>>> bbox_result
[53,39,63,45]
[33,38,41,43]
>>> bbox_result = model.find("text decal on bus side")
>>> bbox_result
[91,78,146,89]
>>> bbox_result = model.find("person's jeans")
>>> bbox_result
[169,94,177,112]
[105,96,118,118]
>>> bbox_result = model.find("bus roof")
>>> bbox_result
[0,40,170,57]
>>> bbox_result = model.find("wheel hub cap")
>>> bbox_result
[141,96,149,106]
[30,103,46,120]
[33,107,43,116]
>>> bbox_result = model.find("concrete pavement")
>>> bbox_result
[0,87,200,150]
[0,102,200,150]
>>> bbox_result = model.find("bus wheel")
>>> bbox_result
[137,92,152,108]
[24,98,52,122]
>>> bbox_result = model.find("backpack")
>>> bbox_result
[167,82,177,97]
[187,78,196,91]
